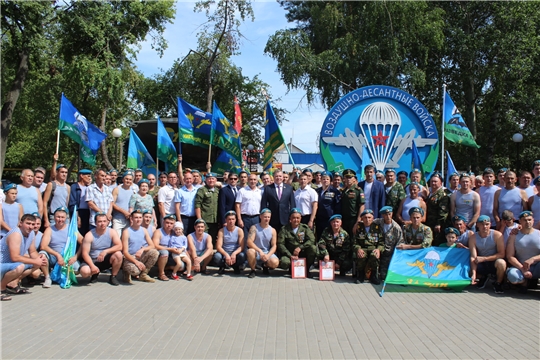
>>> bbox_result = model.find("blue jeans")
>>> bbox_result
[213,250,246,270]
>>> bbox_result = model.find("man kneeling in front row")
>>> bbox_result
[246,209,279,278]
[80,212,123,286]
[121,209,159,283]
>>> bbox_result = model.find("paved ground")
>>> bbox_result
[2,268,539,359]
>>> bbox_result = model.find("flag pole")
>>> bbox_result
[441,84,446,180]
[55,130,61,155]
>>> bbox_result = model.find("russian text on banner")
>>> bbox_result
[385,247,471,291]
[443,92,480,148]
[177,97,211,148]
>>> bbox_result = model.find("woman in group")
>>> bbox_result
[396,182,426,226]
[129,179,157,226]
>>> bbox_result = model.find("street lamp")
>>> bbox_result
[512,133,523,171]
[247,144,256,172]
[112,128,122,169]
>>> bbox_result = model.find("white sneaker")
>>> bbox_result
[43,277,52,288]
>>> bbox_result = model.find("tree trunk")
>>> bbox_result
[99,103,114,170]
[0,51,29,179]
[485,106,499,167]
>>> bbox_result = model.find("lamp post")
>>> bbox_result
[247,144,256,172]
[112,128,122,169]
[512,133,523,171]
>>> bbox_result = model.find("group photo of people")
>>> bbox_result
[1,155,539,302]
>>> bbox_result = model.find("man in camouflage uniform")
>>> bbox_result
[195,172,220,244]
[384,169,406,215]
[278,208,317,276]
[341,169,365,238]
[353,209,384,284]
[397,207,433,249]
[373,206,403,280]
[318,214,352,276]
[425,173,451,246]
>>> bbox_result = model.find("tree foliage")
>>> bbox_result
[265,1,540,173]
[1,0,175,179]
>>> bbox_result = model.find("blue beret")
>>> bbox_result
[260,208,271,214]
[224,210,237,217]
[163,214,177,221]
[445,227,460,236]
[408,207,424,216]
[194,218,206,225]
[452,215,467,223]
[79,169,92,175]
[385,169,395,174]
[138,179,149,186]
[123,170,134,177]
[533,176,540,186]
[142,209,152,215]
[3,183,17,192]
[332,171,342,178]
[289,208,302,216]
[108,169,117,174]
[361,209,374,217]
[302,168,313,173]
[518,211,533,219]
[321,171,333,178]
[206,172,217,178]
[31,212,41,219]
[54,206,68,214]
[56,164,67,170]
[380,206,393,214]
[131,209,143,215]
[329,214,342,221]
[477,215,491,223]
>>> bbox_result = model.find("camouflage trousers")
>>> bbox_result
[123,249,159,276]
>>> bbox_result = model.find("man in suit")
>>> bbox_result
[359,165,386,218]
[218,171,239,226]
[260,170,296,232]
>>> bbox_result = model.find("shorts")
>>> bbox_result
[256,251,277,266]
[0,262,32,279]
[171,252,187,259]
[40,251,81,272]
[476,260,496,276]
[80,253,112,272]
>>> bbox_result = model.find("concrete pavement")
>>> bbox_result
[2,269,539,359]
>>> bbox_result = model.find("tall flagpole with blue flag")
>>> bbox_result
[445,151,458,188]
[127,129,157,177]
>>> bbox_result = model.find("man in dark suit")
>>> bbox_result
[218,171,239,226]
[359,165,386,218]
[260,170,296,232]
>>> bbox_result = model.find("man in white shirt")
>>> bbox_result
[158,172,178,222]
[236,174,262,239]
[293,174,318,229]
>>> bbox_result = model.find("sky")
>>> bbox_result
[134,0,327,153]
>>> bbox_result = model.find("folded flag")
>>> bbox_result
[445,151,458,188]
[385,247,471,291]
[58,94,107,165]
[157,116,178,172]
[127,129,157,177]
[443,91,480,148]
[177,97,211,148]
[263,100,286,170]
[50,206,79,289]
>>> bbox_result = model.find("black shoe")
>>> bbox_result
[233,268,241,274]
[518,285,528,294]
[263,266,270,275]
[109,275,119,286]
[90,274,99,283]
[493,282,504,294]
[370,274,381,285]
[218,267,225,275]
[248,270,256,278]
[355,273,365,284]
[476,276,488,289]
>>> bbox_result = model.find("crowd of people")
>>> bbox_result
[1,154,539,301]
